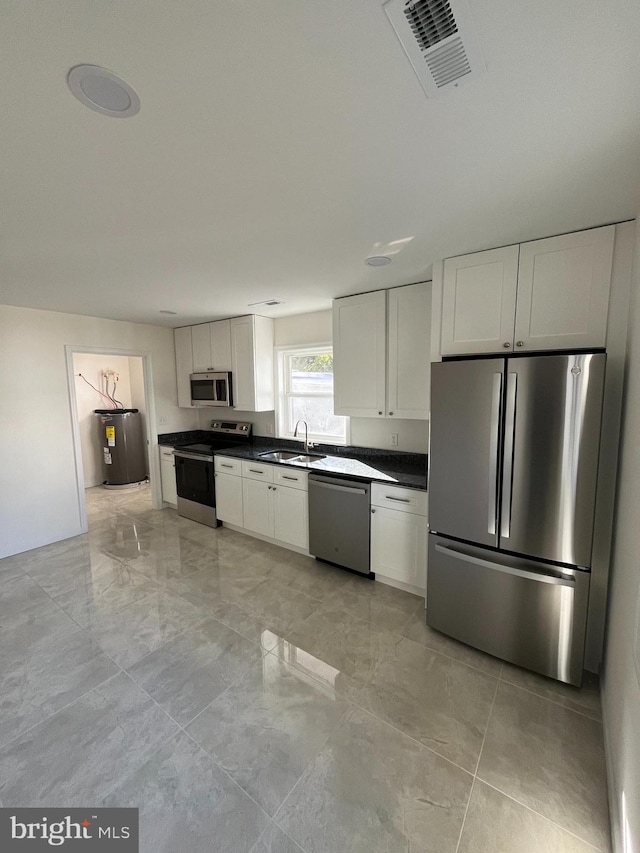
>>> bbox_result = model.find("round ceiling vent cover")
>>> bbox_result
[67,65,140,118]
[365,256,392,267]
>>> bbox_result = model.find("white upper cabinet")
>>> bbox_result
[174,326,194,408]
[230,315,274,412]
[191,320,232,372]
[441,246,519,356]
[333,291,387,417]
[440,226,615,356]
[514,226,614,351]
[387,282,431,419]
[191,324,212,372]
[333,283,431,419]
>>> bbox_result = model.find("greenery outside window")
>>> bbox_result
[276,345,348,445]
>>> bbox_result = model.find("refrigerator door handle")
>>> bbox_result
[434,543,576,587]
[488,372,502,535]
[501,372,517,539]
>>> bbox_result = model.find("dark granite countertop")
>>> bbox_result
[215,442,427,490]
[157,431,427,489]
[157,430,212,447]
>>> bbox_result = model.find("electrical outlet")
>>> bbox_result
[390,433,398,446]
[158,416,167,426]
[267,423,274,435]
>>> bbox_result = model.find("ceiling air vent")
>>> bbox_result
[384,0,486,98]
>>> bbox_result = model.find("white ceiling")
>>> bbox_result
[2,0,640,327]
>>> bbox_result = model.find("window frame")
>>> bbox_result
[274,343,349,446]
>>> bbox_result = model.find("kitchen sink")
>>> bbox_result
[259,450,326,463]
[259,450,301,462]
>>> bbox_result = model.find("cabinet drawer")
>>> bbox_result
[242,460,275,482]
[159,446,175,460]
[371,484,427,516]
[214,456,242,476]
[273,467,309,491]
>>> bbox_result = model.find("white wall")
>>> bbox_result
[73,353,134,487]
[0,304,198,558]
[602,217,640,853]
[129,355,147,464]
[198,308,429,453]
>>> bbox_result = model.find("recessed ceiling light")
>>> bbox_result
[247,299,284,308]
[159,310,177,315]
[365,256,392,267]
[67,65,140,118]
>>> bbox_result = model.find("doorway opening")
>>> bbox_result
[66,346,161,533]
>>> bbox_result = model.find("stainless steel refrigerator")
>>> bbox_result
[428,352,606,685]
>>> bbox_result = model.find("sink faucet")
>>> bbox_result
[293,419,312,453]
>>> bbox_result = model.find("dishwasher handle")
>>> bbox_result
[310,479,368,495]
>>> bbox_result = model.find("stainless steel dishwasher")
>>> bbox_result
[308,473,372,576]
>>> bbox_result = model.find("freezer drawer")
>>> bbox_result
[427,535,590,685]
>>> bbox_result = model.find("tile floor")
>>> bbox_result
[0,485,610,852]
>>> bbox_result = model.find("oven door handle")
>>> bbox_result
[173,450,214,462]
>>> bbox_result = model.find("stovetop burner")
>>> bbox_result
[174,421,253,457]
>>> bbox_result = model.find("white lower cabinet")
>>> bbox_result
[215,472,243,526]
[215,456,309,551]
[273,485,308,549]
[370,484,427,594]
[242,478,273,537]
[159,446,177,507]
[242,477,309,549]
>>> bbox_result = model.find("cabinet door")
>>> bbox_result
[515,225,614,351]
[230,316,254,411]
[191,324,213,372]
[273,484,308,549]
[211,320,232,371]
[333,291,386,417]
[159,449,177,506]
[371,507,427,590]
[442,246,519,355]
[242,478,273,536]
[174,327,194,408]
[215,472,243,526]
[387,282,431,419]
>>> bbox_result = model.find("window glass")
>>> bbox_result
[277,347,347,444]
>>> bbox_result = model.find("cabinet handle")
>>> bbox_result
[371,508,376,513]
[281,475,298,481]
[221,463,233,468]
[272,486,277,491]
[503,342,511,349]
[378,411,383,415]
[516,341,524,348]
[389,412,394,416]
[249,468,264,474]
[385,495,411,503]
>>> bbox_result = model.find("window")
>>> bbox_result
[276,345,348,445]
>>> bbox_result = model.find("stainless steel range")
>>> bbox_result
[173,421,251,527]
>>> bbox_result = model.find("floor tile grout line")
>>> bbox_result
[396,632,505,679]
[454,676,500,853]
[472,676,500,777]
[116,605,263,674]
[114,669,274,824]
[0,669,123,754]
[475,779,608,852]
[497,675,603,722]
[316,682,477,779]
[454,776,477,853]
[261,644,487,778]
[270,701,355,830]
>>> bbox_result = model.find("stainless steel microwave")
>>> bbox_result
[189,372,233,407]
